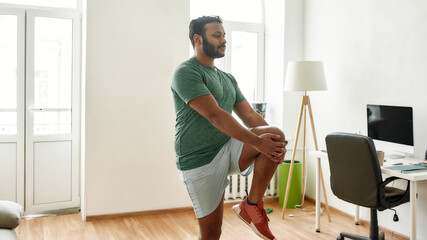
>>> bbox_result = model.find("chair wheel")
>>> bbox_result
[337,236,344,240]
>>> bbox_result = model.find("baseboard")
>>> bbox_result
[304,197,409,240]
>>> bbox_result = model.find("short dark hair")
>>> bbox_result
[189,16,223,48]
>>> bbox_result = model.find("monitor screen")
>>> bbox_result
[367,104,413,147]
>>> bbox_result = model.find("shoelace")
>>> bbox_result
[254,205,269,223]
[261,207,270,223]
[244,192,270,224]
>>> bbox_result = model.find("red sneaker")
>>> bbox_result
[232,197,276,240]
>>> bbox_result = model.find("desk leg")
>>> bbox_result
[355,205,360,225]
[315,157,320,232]
[410,181,416,240]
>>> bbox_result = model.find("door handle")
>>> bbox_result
[28,107,71,111]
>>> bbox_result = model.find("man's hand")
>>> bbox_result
[255,133,288,163]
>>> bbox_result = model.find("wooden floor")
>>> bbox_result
[16,200,407,240]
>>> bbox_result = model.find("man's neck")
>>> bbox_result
[194,53,215,68]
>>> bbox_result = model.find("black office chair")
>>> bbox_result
[325,132,410,240]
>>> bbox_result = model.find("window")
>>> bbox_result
[190,0,265,103]
[33,16,74,134]
[0,2,80,135]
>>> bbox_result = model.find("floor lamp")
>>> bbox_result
[281,61,331,224]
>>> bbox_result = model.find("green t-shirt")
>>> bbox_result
[171,57,246,170]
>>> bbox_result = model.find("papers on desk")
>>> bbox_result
[385,163,427,173]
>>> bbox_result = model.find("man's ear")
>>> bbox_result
[194,34,203,45]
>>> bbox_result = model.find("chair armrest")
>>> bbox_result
[378,177,410,210]
[380,176,404,187]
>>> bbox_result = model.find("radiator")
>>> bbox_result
[224,171,278,200]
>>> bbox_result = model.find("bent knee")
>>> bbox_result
[270,126,285,139]
[251,126,285,141]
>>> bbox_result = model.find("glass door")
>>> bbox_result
[25,9,81,213]
[0,8,25,206]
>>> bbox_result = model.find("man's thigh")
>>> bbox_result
[238,126,285,171]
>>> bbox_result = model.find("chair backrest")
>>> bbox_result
[325,132,383,208]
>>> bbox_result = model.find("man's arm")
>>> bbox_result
[188,95,283,161]
[233,100,268,128]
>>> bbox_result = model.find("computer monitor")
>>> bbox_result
[367,104,414,158]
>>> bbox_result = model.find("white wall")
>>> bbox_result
[265,0,305,136]
[84,0,191,216]
[298,0,427,237]
[280,0,305,152]
[264,0,285,129]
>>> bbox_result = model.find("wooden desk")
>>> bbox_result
[311,150,426,240]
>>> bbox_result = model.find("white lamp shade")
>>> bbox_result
[284,61,327,91]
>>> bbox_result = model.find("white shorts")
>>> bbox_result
[179,138,254,218]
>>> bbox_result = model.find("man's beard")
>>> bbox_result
[202,35,225,59]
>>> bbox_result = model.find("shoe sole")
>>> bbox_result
[232,204,276,240]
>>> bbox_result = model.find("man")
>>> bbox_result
[171,16,288,240]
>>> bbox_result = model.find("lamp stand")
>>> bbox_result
[281,93,331,223]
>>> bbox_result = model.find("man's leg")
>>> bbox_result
[197,193,225,240]
[239,126,285,203]
[233,126,286,240]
